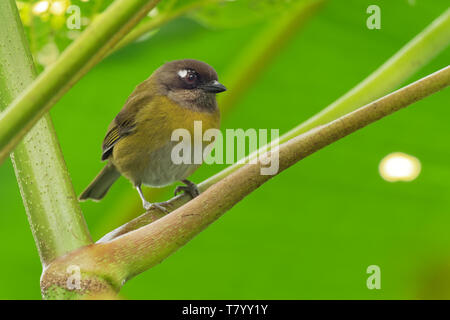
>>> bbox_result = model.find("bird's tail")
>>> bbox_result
[79,163,120,201]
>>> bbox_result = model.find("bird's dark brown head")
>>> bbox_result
[153,59,226,111]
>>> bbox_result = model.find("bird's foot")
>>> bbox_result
[174,179,200,199]
[143,200,168,213]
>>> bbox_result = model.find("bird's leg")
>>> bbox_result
[136,185,168,213]
[174,179,200,198]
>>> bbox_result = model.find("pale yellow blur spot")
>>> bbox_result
[379,152,421,182]
[49,1,66,15]
[148,8,159,18]
[32,1,50,15]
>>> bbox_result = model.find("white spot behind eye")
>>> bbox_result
[178,69,188,78]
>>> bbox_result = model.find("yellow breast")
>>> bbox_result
[112,95,220,185]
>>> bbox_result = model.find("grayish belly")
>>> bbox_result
[141,142,200,187]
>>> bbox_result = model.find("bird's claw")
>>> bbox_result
[143,201,168,213]
[174,180,200,199]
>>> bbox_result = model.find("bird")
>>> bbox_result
[79,59,226,211]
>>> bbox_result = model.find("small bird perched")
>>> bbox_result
[79,59,226,211]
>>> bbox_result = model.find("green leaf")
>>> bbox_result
[17,0,113,69]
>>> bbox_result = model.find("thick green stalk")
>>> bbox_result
[0,0,92,266]
[48,66,449,294]
[100,8,450,241]
[0,0,161,165]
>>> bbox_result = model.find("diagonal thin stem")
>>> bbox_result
[218,0,326,113]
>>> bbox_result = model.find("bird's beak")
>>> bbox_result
[201,80,227,93]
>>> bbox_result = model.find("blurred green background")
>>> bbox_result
[1,0,450,299]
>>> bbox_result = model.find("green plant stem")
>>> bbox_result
[281,8,450,138]
[100,8,450,241]
[0,0,161,165]
[218,0,326,113]
[45,66,449,297]
[0,0,92,266]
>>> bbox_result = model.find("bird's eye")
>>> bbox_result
[185,72,197,84]
[177,69,199,88]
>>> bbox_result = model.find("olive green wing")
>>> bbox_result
[101,118,136,161]
[100,78,154,161]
